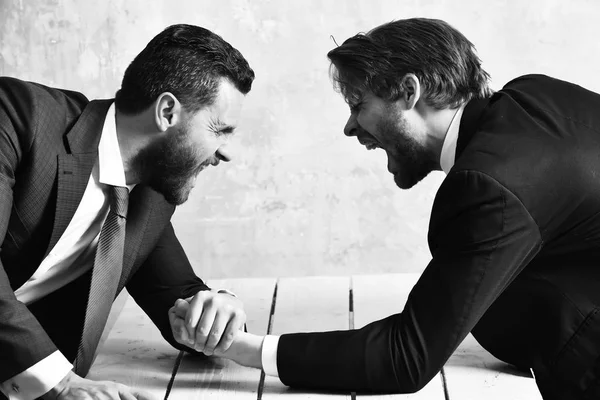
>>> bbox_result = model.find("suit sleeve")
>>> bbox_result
[0,79,60,382]
[276,170,543,393]
[126,222,210,352]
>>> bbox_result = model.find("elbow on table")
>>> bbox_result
[362,376,428,395]
[380,371,432,394]
[401,376,430,394]
[380,355,436,394]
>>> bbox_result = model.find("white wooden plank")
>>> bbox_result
[352,273,445,399]
[262,276,352,399]
[88,294,178,398]
[169,278,276,400]
[444,334,543,400]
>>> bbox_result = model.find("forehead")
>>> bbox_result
[199,78,245,124]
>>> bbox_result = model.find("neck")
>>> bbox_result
[418,104,464,170]
[115,109,156,185]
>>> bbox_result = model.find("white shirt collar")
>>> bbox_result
[98,103,132,190]
[439,104,466,174]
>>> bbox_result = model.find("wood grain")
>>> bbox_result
[88,294,178,399]
[261,276,352,399]
[168,278,276,400]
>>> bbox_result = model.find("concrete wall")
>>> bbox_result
[1,0,599,279]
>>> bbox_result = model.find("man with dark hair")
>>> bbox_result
[0,24,254,400]
[175,18,599,399]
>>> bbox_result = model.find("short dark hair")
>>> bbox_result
[327,18,492,109]
[115,24,255,115]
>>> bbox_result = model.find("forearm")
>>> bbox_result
[0,289,60,382]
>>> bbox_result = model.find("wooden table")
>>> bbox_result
[88,274,543,399]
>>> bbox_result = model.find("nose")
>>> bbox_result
[215,146,232,162]
[344,113,359,137]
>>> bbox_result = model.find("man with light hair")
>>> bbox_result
[174,18,600,400]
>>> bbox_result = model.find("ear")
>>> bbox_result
[400,74,421,110]
[154,92,182,132]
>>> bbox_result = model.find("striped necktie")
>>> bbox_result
[74,185,129,376]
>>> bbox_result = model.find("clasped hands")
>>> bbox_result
[168,289,245,356]
[168,290,263,368]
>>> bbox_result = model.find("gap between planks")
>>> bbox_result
[164,281,279,400]
[164,276,447,400]
[257,281,279,400]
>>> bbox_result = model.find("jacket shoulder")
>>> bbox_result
[0,76,89,114]
[0,77,90,150]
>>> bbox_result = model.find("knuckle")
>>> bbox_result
[205,342,216,350]
[195,291,208,302]
[206,297,217,307]
[198,327,211,337]
[222,304,233,313]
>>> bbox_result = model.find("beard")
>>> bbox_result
[130,124,209,206]
[377,113,437,189]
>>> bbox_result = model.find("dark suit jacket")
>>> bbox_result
[0,77,209,382]
[275,75,600,392]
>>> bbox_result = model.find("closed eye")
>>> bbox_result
[216,126,235,136]
[210,118,237,136]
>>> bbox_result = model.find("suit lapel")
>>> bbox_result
[44,99,113,257]
[44,97,166,292]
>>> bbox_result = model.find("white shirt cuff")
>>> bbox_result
[0,351,72,400]
[261,334,280,377]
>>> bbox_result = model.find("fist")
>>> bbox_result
[169,290,246,356]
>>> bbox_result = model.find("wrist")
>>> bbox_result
[40,370,73,400]
[222,331,263,369]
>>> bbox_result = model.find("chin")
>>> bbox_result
[172,187,194,206]
[155,182,194,206]
[393,173,416,189]
[393,171,426,190]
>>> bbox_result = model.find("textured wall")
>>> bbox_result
[1,1,600,279]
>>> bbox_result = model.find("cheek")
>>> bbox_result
[356,113,376,134]
[188,132,216,155]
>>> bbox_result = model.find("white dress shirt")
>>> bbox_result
[259,104,467,379]
[1,103,132,400]
[439,105,465,174]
